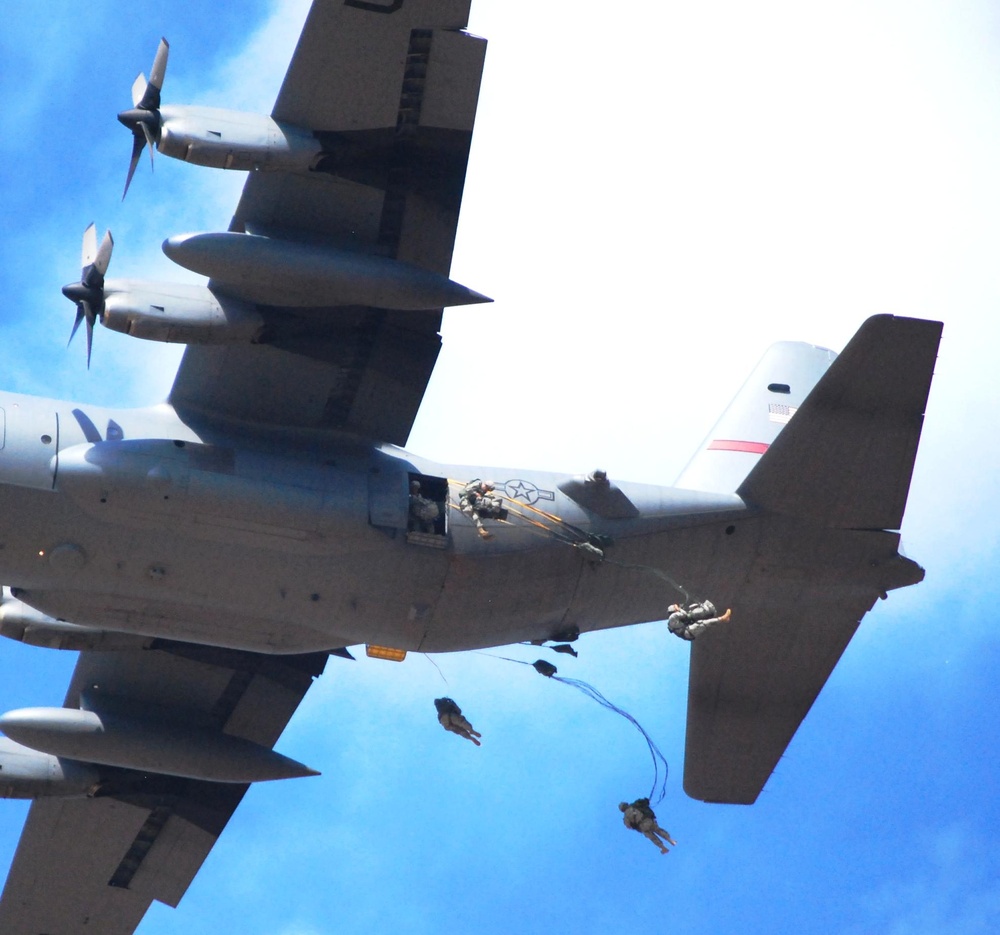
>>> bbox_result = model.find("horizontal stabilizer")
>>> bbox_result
[737,315,942,529]
[683,526,924,804]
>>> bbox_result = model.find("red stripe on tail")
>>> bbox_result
[708,440,770,454]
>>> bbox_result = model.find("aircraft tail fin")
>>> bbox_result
[736,315,942,529]
[674,340,837,494]
[675,315,942,530]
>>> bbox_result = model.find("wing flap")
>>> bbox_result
[0,797,155,935]
[124,800,230,908]
[170,341,352,429]
[420,26,489,131]
[272,0,474,130]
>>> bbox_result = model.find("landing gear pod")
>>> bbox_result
[0,706,318,783]
[162,232,492,309]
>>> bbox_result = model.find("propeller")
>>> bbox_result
[117,38,169,199]
[62,223,114,369]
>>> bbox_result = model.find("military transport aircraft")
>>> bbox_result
[0,1,941,932]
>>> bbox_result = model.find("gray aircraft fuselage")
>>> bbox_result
[0,389,912,657]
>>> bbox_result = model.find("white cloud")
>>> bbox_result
[202,0,313,112]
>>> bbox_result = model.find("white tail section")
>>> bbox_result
[674,341,837,494]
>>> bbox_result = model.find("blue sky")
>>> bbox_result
[2,1,1000,933]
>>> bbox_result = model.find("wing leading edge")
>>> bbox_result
[683,315,942,804]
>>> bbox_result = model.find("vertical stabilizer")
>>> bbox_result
[736,315,942,528]
[674,341,836,494]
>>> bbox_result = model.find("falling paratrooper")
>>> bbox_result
[433,697,482,746]
[619,797,677,855]
[666,600,731,641]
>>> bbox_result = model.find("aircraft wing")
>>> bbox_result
[0,642,327,934]
[683,315,942,804]
[168,0,486,444]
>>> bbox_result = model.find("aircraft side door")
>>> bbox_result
[368,462,409,530]
[0,400,58,491]
[368,459,450,546]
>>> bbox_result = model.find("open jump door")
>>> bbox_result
[368,463,449,548]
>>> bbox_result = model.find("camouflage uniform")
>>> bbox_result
[408,480,440,533]
[460,480,500,539]
[667,600,731,641]
[620,798,677,854]
[434,697,481,746]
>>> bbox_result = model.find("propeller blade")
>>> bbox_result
[136,39,169,110]
[123,131,146,199]
[140,121,156,171]
[85,308,95,370]
[93,230,114,278]
[81,223,97,269]
[121,40,168,197]
[149,38,169,95]
[64,226,113,367]
[68,305,85,347]
[130,72,146,108]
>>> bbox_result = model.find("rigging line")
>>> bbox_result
[512,498,593,540]
[475,651,670,804]
[473,650,535,667]
[507,518,574,543]
[447,499,581,547]
[422,653,449,686]
[509,499,564,523]
[603,557,691,603]
[445,501,554,541]
[499,503,581,543]
[555,676,670,805]
[497,499,595,544]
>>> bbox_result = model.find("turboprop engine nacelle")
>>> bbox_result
[0,737,100,799]
[156,105,323,171]
[101,280,264,344]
